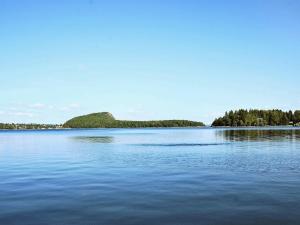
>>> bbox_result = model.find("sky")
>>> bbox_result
[1,0,300,124]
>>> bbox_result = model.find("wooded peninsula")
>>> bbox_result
[63,112,204,128]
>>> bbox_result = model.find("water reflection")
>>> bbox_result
[218,128,300,142]
[136,143,230,147]
[71,136,114,143]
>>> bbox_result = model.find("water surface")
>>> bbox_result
[1,128,300,225]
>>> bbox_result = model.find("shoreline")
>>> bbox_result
[0,126,206,131]
[0,125,300,131]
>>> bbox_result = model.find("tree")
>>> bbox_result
[212,109,299,127]
[294,110,300,124]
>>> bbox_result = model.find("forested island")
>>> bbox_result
[0,123,62,130]
[63,112,204,128]
[212,109,300,127]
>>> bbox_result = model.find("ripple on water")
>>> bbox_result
[71,136,114,143]
[135,143,231,147]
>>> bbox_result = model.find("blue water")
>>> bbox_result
[1,128,300,225]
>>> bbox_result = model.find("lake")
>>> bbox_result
[1,127,300,225]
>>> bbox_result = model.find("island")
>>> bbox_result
[212,109,300,127]
[63,112,204,128]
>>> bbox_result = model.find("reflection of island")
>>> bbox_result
[217,129,300,142]
[71,136,114,143]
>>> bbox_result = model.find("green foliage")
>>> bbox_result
[63,112,116,128]
[212,109,300,127]
[294,110,300,124]
[0,123,61,130]
[63,112,204,128]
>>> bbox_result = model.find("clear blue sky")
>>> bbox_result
[1,0,299,124]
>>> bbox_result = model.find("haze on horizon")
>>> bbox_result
[1,0,299,125]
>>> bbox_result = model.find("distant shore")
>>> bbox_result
[1,125,300,131]
[1,109,299,130]
[0,126,205,131]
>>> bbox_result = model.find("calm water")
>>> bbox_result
[1,128,300,225]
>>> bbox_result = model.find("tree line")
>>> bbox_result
[0,123,62,130]
[64,119,204,128]
[2,110,300,129]
[115,120,204,128]
[212,109,300,127]
[63,112,205,128]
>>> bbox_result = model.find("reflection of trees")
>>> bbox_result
[217,129,300,142]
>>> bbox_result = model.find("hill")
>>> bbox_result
[212,109,300,127]
[63,112,204,128]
